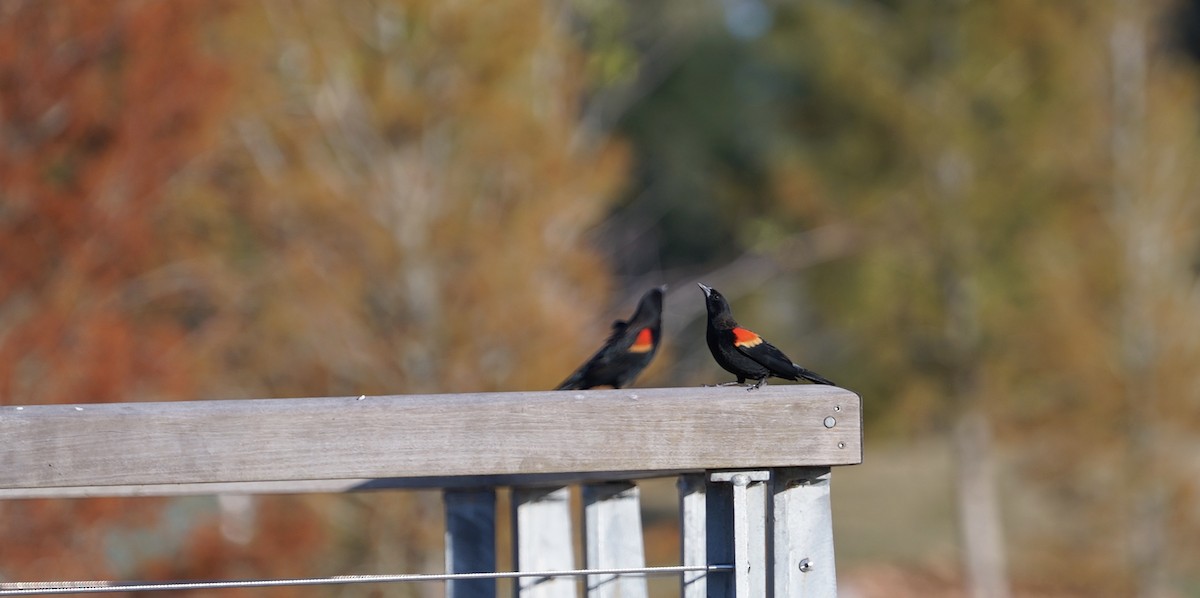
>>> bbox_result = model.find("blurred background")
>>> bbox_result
[2,0,1200,596]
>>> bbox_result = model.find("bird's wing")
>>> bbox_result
[626,327,655,354]
[600,319,638,353]
[555,340,616,389]
[730,327,800,378]
[585,320,640,369]
[555,321,626,389]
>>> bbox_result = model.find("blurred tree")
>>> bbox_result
[583,0,1200,594]
[203,0,626,399]
[570,0,857,391]
[0,0,226,406]
[1,0,626,592]
[582,1,818,279]
[0,0,230,582]
[753,0,1200,593]
[186,1,628,592]
[1016,0,1200,595]
[762,3,1081,595]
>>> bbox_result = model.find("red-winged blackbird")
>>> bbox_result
[698,282,835,390]
[556,285,666,390]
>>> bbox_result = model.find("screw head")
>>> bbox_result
[823,416,836,428]
[798,558,813,572]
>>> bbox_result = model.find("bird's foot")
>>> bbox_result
[746,378,768,391]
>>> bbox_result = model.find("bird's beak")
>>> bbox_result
[697,282,713,297]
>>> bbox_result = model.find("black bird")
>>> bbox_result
[556,285,666,390]
[698,282,835,390]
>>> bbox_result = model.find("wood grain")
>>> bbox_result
[0,385,861,497]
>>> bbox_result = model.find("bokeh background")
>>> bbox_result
[3,0,1200,596]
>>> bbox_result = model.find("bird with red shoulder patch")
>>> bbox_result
[556,285,666,390]
[698,282,835,390]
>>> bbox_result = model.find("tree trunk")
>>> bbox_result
[953,408,1010,598]
[1109,1,1169,595]
[934,147,1011,598]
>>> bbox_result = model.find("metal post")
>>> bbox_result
[770,467,837,598]
[679,474,708,598]
[512,486,576,597]
[444,487,497,598]
[709,471,770,597]
[583,481,648,598]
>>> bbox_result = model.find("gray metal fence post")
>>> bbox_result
[444,487,497,598]
[770,467,837,598]
[709,471,770,597]
[512,486,576,597]
[704,475,734,598]
[582,481,648,598]
[679,474,708,598]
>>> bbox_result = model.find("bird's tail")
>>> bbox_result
[555,371,585,390]
[793,364,836,386]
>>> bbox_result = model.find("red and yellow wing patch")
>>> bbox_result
[732,327,764,348]
[628,328,655,353]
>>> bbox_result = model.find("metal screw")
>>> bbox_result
[731,473,750,487]
[837,442,845,449]
[823,416,836,428]
[834,405,842,412]
[798,558,813,572]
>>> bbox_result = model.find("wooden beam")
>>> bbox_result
[0,386,861,497]
[0,471,699,499]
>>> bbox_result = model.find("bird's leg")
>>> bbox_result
[746,377,768,391]
[704,381,745,387]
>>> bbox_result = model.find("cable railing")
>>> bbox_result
[0,385,862,597]
[0,565,737,595]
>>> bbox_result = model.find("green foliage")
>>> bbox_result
[600,0,1200,591]
[780,0,1200,589]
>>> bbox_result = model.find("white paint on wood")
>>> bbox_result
[583,482,648,598]
[512,486,576,597]
[0,386,861,495]
[771,467,837,598]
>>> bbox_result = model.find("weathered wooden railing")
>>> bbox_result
[0,385,862,597]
